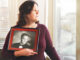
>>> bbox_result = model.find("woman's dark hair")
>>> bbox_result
[17,0,38,26]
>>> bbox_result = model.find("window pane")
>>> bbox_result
[54,0,76,60]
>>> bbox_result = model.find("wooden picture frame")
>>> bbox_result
[8,27,40,52]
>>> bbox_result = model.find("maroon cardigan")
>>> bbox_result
[1,24,60,60]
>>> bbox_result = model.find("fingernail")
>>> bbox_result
[35,52,38,54]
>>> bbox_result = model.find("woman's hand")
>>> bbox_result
[14,49,38,57]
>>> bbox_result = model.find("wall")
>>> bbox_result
[77,0,80,60]
[48,0,53,40]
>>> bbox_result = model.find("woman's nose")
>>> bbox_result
[36,10,39,14]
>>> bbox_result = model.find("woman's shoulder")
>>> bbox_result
[38,24,47,29]
[11,25,21,28]
[37,24,48,32]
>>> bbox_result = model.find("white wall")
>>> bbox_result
[77,0,80,60]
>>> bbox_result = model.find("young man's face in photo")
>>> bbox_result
[21,35,31,45]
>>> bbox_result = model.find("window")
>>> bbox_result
[0,0,10,49]
[53,0,76,60]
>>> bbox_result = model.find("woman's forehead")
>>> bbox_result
[33,4,38,10]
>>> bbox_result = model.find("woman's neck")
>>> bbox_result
[22,22,37,28]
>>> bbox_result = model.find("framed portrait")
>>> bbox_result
[8,27,40,52]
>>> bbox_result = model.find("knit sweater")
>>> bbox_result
[1,24,60,60]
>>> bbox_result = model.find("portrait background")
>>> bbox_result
[12,31,36,44]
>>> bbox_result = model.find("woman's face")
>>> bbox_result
[21,35,31,45]
[25,4,39,23]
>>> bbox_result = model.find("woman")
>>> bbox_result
[1,0,60,60]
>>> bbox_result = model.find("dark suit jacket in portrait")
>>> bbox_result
[12,43,34,49]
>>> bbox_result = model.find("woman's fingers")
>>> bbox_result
[22,49,38,56]
[28,52,38,56]
[14,49,38,56]
[25,49,38,56]
[31,51,38,55]
[29,51,38,56]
